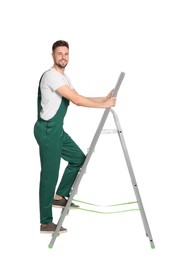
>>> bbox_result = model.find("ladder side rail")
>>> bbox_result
[111,109,155,248]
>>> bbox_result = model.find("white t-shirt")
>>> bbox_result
[40,68,73,120]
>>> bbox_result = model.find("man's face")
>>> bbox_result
[52,46,69,69]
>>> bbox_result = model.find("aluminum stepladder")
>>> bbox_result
[48,72,155,249]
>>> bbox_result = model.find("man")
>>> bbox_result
[34,40,116,234]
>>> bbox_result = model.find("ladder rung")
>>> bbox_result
[101,129,118,134]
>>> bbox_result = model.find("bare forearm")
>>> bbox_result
[76,95,109,108]
[86,96,107,102]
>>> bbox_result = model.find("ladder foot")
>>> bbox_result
[150,240,155,249]
[48,244,53,249]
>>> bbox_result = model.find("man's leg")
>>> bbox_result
[56,131,86,198]
[35,121,64,224]
[39,139,62,224]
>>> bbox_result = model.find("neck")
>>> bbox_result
[52,65,65,75]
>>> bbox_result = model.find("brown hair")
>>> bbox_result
[52,40,69,52]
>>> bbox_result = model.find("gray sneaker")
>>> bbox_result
[40,223,67,234]
[52,197,79,208]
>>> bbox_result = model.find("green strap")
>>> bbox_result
[77,207,139,214]
[72,199,139,214]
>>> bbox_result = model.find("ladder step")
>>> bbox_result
[101,129,118,134]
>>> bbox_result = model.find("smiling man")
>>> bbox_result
[34,40,116,234]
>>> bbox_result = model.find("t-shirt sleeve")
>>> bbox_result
[44,70,68,91]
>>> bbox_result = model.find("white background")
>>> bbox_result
[0,0,182,259]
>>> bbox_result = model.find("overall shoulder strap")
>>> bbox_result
[37,73,45,119]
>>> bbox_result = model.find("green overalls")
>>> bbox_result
[34,76,86,224]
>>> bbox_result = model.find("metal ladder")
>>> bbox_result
[48,72,155,249]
